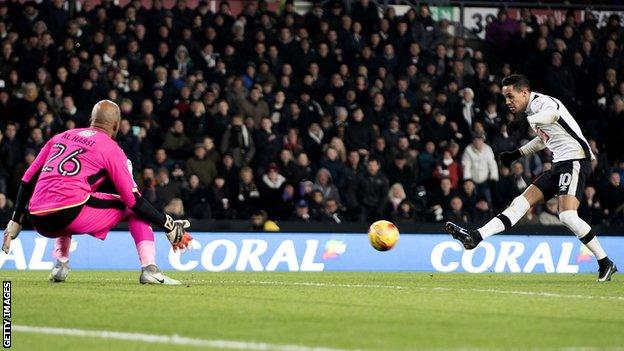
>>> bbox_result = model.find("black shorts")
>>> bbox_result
[533,159,591,201]
[30,204,84,233]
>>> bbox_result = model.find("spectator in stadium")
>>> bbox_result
[461,132,498,203]
[12,150,36,192]
[381,117,404,150]
[321,198,346,223]
[386,152,416,194]
[250,210,280,232]
[444,196,470,225]
[318,146,346,189]
[236,166,260,219]
[208,175,234,220]
[578,186,604,225]
[163,198,186,220]
[291,200,311,222]
[538,198,562,226]
[201,136,221,166]
[163,120,192,161]
[383,183,407,219]
[0,192,12,228]
[237,85,269,125]
[287,152,309,184]
[0,123,22,173]
[370,137,393,168]
[181,174,210,220]
[345,107,375,153]
[313,168,341,203]
[471,197,493,226]
[259,163,287,218]
[546,52,576,107]
[491,124,517,156]
[459,179,478,214]
[308,189,326,221]
[25,127,45,154]
[149,148,173,172]
[155,168,181,211]
[425,111,453,148]
[429,176,459,217]
[599,171,624,224]
[356,157,389,222]
[221,114,255,168]
[283,128,303,155]
[253,116,282,171]
[433,150,461,189]
[509,162,531,197]
[411,5,443,51]
[365,93,390,130]
[391,199,417,223]
[186,144,217,187]
[417,141,438,186]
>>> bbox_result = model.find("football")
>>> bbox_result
[368,220,400,251]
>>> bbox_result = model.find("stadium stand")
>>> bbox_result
[0,0,623,230]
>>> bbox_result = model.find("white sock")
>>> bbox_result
[478,195,531,239]
[585,237,607,260]
[558,210,607,260]
[477,217,505,239]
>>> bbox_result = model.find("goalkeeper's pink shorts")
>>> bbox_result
[30,192,146,240]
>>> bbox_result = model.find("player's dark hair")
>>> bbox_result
[501,74,531,91]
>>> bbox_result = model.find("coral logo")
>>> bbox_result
[323,240,346,260]
[576,245,594,263]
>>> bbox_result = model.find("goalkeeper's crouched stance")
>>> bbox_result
[2,100,191,285]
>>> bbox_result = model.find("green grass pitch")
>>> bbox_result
[5,271,624,350]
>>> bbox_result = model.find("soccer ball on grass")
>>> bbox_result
[368,220,399,251]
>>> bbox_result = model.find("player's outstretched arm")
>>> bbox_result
[3,141,54,253]
[3,179,41,253]
[499,137,545,168]
[130,194,190,245]
[104,147,191,247]
[511,108,559,132]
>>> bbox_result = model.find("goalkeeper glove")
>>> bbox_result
[499,149,522,168]
[2,220,23,254]
[163,215,190,245]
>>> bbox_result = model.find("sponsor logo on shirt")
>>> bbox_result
[78,130,97,137]
[536,127,550,142]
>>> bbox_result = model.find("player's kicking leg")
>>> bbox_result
[446,185,543,249]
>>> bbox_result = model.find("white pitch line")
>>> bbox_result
[197,279,624,302]
[7,275,624,301]
[12,325,623,351]
[13,325,360,351]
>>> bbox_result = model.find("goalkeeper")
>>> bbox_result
[2,100,190,285]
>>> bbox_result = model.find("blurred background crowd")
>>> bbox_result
[0,0,623,228]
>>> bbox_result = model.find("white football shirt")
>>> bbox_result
[525,91,594,163]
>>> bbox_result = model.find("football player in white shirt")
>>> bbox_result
[445,74,616,282]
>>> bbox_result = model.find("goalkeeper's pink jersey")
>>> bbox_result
[23,128,138,215]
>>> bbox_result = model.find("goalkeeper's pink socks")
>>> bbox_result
[53,236,71,263]
[52,213,156,267]
[128,214,156,267]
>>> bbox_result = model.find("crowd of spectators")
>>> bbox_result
[0,0,623,228]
